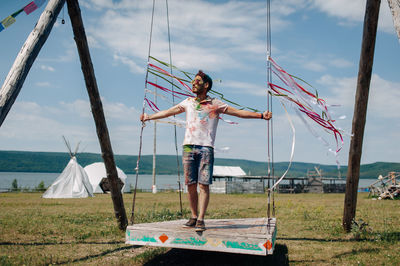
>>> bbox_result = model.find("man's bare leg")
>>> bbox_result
[187,183,198,218]
[198,184,210,221]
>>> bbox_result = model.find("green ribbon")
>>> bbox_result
[148,57,263,113]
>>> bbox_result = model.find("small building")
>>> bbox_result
[211,166,264,194]
[304,168,324,193]
[213,166,246,178]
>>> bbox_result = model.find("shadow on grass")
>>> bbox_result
[288,248,380,264]
[56,245,142,265]
[278,237,367,242]
[277,237,353,242]
[278,231,400,243]
[373,231,400,242]
[0,241,125,246]
[143,244,289,266]
[332,248,380,259]
[0,242,144,265]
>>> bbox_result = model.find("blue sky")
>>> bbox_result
[0,0,399,167]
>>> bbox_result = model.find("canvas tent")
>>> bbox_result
[42,156,94,198]
[43,137,93,198]
[84,162,127,193]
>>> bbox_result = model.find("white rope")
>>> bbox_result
[130,0,156,225]
[269,102,296,191]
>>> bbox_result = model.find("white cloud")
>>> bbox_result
[277,52,353,75]
[311,0,365,22]
[113,54,145,74]
[102,99,140,121]
[83,0,311,73]
[369,74,400,118]
[311,0,396,34]
[37,43,77,63]
[303,61,326,72]
[59,98,139,121]
[329,58,353,68]
[81,0,118,10]
[0,102,92,143]
[0,98,140,153]
[60,99,92,119]
[223,80,267,96]
[35,81,52,87]
[316,74,356,108]
[317,73,400,118]
[87,35,101,49]
[39,65,55,72]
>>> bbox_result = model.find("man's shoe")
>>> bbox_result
[195,220,206,232]
[184,217,197,227]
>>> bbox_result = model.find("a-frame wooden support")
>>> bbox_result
[66,0,128,230]
[343,0,380,232]
[387,0,400,41]
[344,0,400,232]
[0,0,66,125]
[0,0,128,230]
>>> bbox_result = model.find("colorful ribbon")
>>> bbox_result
[145,57,262,113]
[144,57,264,127]
[267,56,344,164]
[1,0,46,32]
[269,103,296,191]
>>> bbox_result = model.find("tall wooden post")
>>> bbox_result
[0,0,65,127]
[387,0,400,41]
[66,0,128,230]
[343,0,380,232]
[152,87,157,194]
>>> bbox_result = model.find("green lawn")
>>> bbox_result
[0,192,398,265]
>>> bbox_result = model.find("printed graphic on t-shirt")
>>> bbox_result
[178,97,228,147]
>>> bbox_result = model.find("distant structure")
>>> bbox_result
[43,137,93,198]
[213,166,246,177]
[368,172,400,200]
[306,167,324,193]
[211,166,264,194]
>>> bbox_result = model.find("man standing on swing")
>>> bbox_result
[141,70,272,232]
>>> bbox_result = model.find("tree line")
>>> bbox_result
[0,150,399,178]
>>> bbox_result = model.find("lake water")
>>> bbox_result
[0,172,375,192]
[0,172,183,192]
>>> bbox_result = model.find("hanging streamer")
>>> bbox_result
[1,0,47,32]
[144,56,263,125]
[269,103,295,191]
[267,56,345,166]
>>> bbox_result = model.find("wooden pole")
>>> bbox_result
[66,0,128,230]
[0,0,65,127]
[152,86,157,194]
[387,0,400,41]
[343,0,380,232]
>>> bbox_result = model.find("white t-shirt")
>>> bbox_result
[177,97,228,148]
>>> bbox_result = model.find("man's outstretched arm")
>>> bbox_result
[140,105,184,122]
[224,106,272,120]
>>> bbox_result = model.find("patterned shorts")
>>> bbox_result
[183,145,214,185]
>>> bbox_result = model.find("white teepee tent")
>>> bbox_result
[42,138,93,198]
[84,162,127,193]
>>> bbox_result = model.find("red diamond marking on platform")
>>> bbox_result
[159,234,168,243]
[264,240,272,250]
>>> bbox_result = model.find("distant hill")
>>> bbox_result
[0,150,399,179]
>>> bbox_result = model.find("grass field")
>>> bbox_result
[0,192,398,265]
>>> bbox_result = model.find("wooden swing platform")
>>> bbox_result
[126,217,277,255]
